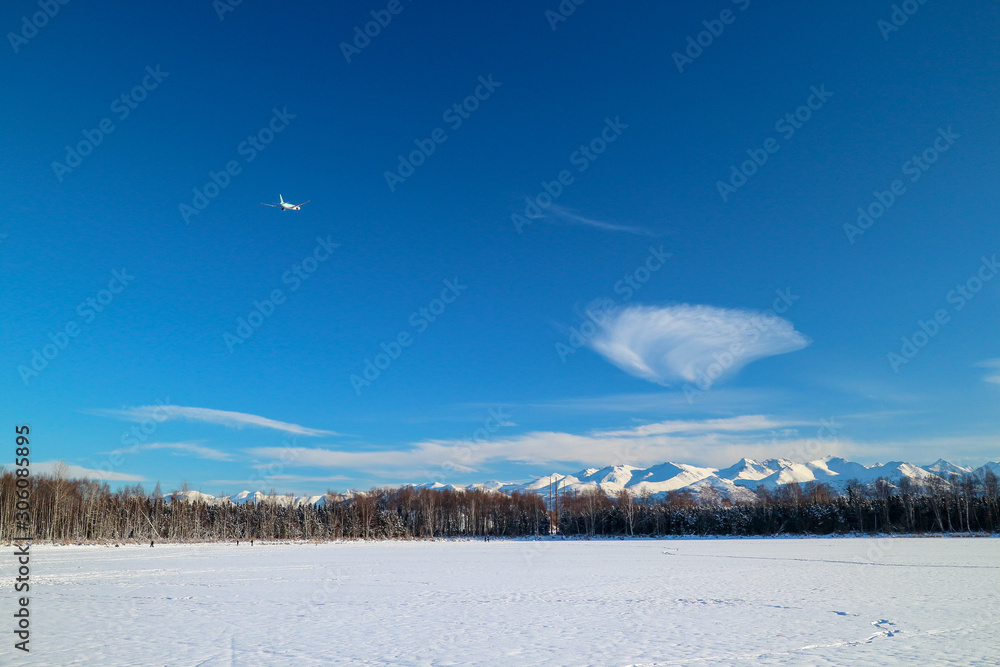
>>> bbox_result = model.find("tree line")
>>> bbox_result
[555,473,1000,537]
[0,472,548,542]
[1,469,998,543]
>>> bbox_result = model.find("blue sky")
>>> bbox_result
[3,0,998,495]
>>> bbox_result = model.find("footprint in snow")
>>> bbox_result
[866,619,898,640]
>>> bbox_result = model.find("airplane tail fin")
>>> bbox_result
[279,194,284,203]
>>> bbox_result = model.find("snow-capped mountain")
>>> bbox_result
[164,489,329,507]
[924,458,976,477]
[715,458,776,482]
[163,456,998,506]
[978,461,1000,474]
[460,456,996,503]
[723,457,941,491]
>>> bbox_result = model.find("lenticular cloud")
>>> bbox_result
[587,304,809,385]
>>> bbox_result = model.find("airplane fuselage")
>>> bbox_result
[262,195,308,211]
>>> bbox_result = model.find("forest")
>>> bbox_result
[1,469,998,543]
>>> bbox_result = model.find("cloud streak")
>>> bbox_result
[33,461,146,482]
[975,359,1000,384]
[586,304,810,386]
[545,205,657,237]
[245,415,838,477]
[207,474,350,486]
[104,441,235,461]
[592,414,798,437]
[91,405,338,437]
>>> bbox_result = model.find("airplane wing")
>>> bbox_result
[261,203,280,207]
[295,201,310,207]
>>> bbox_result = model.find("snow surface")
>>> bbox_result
[6,538,999,665]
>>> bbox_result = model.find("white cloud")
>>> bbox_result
[497,387,790,415]
[207,474,350,486]
[545,205,657,237]
[246,415,838,476]
[586,304,810,385]
[975,359,1000,384]
[104,441,234,461]
[30,461,146,482]
[90,405,338,437]
[592,415,798,437]
[832,434,1000,466]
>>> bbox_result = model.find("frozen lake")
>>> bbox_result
[6,537,999,665]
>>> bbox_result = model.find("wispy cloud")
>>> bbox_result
[207,474,350,486]
[586,304,810,385]
[246,415,838,476]
[31,461,146,482]
[592,415,800,437]
[90,405,338,437]
[104,441,235,461]
[478,387,793,415]
[975,359,1000,384]
[243,415,1000,482]
[544,205,658,237]
[833,434,1000,467]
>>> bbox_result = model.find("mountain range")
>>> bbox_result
[164,456,999,507]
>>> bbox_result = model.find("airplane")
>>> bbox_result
[261,195,310,211]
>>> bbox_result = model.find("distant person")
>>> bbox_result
[150,541,154,547]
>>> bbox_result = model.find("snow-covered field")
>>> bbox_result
[6,537,999,666]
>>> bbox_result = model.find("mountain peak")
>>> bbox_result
[924,459,974,475]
